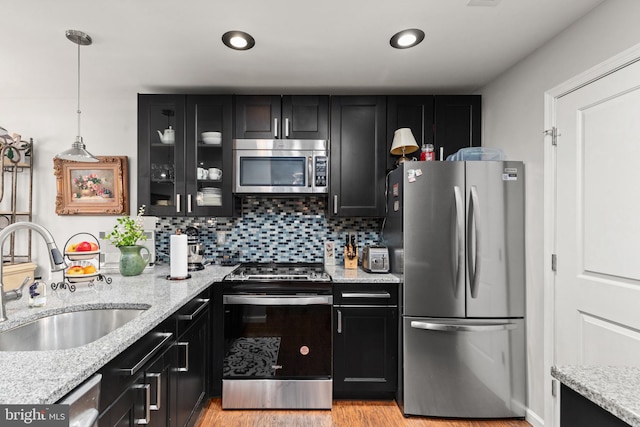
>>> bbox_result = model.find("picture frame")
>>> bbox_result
[53,156,129,215]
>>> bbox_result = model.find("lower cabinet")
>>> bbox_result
[173,293,210,427]
[98,289,210,427]
[561,384,631,427]
[98,327,174,427]
[332,283,398,399]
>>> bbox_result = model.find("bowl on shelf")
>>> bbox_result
[201,131,222,145]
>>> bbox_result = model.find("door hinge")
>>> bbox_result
[552,379,559,397]
[551,254,557,272]
[544,127,559,146]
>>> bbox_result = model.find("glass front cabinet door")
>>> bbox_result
[138,94,234,217]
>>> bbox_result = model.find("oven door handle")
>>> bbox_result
[223,295,333,305]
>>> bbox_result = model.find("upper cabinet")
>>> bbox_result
[330,96,387,217]
[387,95,481,169]
[386,95,434,171]
[234,95,329,140]
[138,94,234,217]
[433,95,481,160]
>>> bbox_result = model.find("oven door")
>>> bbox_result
[223,294,332,379]
[222,294,333,409]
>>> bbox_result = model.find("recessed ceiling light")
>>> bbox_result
[222,31,255,50]
[390,29,425,49]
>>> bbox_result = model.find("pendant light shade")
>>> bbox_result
[56,30,98,162]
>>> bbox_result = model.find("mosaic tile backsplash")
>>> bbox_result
[154,196,382,265]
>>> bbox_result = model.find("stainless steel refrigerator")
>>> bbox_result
[383,161,526,418]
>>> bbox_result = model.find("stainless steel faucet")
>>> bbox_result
[0,222,68,321]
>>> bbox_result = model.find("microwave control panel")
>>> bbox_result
[315,156,328,187]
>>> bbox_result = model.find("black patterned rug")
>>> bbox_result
[223,337,281,377]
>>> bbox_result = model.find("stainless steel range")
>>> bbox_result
[222,263,333,409]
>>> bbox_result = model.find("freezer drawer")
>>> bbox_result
[401,317,526,418]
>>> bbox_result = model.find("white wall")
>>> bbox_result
[480,0,640,424]
[0,96,138,278]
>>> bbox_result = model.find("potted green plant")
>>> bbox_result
[104,205,150,276]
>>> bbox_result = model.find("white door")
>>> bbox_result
[555,59,640,370]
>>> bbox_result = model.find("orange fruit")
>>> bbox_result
[82,265,97,274]
[67,266,84,275]
[89,242,99,251]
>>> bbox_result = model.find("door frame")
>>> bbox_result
[543,42,640,427]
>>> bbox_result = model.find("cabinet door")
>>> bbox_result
[281,95,329,140]
[175,304,209,427]
[186,95,234,217]
[330,96,387,217]
[145,350,171,427]
[234,95,281,138]
[434,95,481,160]
[99,374,146,427]
[138,94,186,216]
[386,95,434,171]
[333,306,398,398]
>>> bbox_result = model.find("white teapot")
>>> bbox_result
[157,126,175,144]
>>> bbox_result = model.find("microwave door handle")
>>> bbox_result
[308,157,313,188]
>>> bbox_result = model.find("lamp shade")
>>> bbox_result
[390,128,419,155]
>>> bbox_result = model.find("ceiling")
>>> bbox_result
[2,0,605,98]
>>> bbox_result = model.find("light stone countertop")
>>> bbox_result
[552,365,640,427]
[325,265,402,283]
[0,264,235,405]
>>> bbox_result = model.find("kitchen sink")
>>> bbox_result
[0,307,147,351]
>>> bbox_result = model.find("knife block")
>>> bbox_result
[344,247,358,269]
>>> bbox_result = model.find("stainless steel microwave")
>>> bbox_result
[233,139,329,194]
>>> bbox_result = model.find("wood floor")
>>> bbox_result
[196,398,532,427]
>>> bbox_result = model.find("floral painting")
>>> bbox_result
[54,156,128,215]
[72,171,114,200]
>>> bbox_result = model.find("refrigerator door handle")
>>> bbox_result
[410,320,517,333]
[468,185,482,298]
[453,186,464,296]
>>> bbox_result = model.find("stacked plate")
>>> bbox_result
[201,131,222,145]
[199,187,222,206]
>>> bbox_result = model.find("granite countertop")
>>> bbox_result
[325,265,402,283]
[0,264,235,405]
[552,365,640,427]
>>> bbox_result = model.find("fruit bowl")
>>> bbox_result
[65,260,99,283]
[65,249,99,261]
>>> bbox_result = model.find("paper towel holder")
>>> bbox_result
[166,274,192,281]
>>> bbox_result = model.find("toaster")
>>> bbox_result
[362,245,390,273]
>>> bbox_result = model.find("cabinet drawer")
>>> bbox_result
[333,283,398,306]
[176,288,210,337]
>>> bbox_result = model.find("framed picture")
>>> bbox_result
[54,156,129,215]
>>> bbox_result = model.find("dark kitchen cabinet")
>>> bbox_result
[386,95,434,171]
[387,95,481,169]
[330,96,387,217]
[173,291,210,427]
[433,95,481,160]
[561,384,631,427]
[98,320,175,427]
[333,283,398,399]
[234,95,329,139]
[138,94,234,217]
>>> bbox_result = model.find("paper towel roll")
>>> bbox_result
[170,234,188,279]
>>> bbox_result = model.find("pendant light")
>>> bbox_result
[56,30,98,162]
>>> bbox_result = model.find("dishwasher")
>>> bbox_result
[58,374,102,427]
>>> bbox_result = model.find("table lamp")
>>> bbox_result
[390,128,419,165]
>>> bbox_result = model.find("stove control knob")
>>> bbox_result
[309,272,317,279]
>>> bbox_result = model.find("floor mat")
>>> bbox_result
[223,337,281,377]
